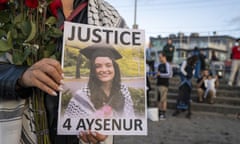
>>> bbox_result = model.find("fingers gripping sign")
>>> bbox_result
[19,58,64,96]
[79,131,108,144]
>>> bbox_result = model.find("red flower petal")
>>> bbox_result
[0,4,6,10]
[49,0,62,17]
[0,0,8,10]
[25,0,38,9]
[0,0,8,4]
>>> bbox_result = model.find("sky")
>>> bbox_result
[105,0,240,42]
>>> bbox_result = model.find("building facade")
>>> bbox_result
[150,33,236,64]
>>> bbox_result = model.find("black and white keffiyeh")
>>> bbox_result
[88,0,128,28]
[64,84,135,118]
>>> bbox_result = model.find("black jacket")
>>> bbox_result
[0,64,31,100]
[163,44,175,62]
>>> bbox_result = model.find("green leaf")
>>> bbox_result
[0,11,10,23]
[45,16,57,26]
[0,39,12,52]
[43,43,56,58]
[43,50,51,58]
[49,27,62,38]
[25,21,37,42]
[47,0,54,3]
[46,43,56,52]
[7,31,13,46]
[0,29,7,38]
[12,49,24,65]
[18,20,31,37]
[23,47,32,61]
[11,28,18,39]
[14,13,24,24]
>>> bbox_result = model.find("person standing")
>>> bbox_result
[163,39,175,63]
[228,38,240,87]
[199,50,206,71]
[172,55,198,118]
[146,43,157,72]
[156,52,172,120]
[210,50,219,76]
[192,47,206,79]
[146,64,151,107]
[211,50,219,61]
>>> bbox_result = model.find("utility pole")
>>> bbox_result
[133,0,138,29]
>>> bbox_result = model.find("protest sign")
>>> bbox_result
[58,22,146,135]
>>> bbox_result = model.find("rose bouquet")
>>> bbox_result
[0,0,62,143]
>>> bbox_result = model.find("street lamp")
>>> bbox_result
[133,0,138,29]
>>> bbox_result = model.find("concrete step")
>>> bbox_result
[149,78,240,91]
[147,76,240,115]
[147,98,240,115]
[167,92,240,106]
[149,85,240,97]
[166,99,240,115]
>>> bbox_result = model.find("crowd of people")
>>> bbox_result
[146,38,240,120]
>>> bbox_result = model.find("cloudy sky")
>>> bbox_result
[105,0,240,41]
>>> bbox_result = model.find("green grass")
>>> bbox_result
[64,66,90,77]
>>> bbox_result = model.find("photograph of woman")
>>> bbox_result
[58,23,146,138]
[64,44,135,119]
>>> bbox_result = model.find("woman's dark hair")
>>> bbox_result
[88,57,124,113]
[187,55,198,66]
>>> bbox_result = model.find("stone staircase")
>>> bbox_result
[148,77,240,115]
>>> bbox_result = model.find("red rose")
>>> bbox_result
[25,0,38,9]
[0,0,8,4]
[49,0,62,17]
[0,5,6,10]
[0,0,8,10]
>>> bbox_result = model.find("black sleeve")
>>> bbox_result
[162,45,167,52]
[0,64,31,100]
[197,78,202,83]
[196,78,202,83]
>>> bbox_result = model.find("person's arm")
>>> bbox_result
[204,80,208,88]
[1,58,63,100]
[159,63,172,78]
[0,64,31,100]
[214,77,219,88]
[180,61,187,76]
[196,77,205,88]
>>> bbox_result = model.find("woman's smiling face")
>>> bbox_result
[95,57,115,83]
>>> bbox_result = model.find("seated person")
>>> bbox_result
[196,69,219,104]
[204,74,218,99]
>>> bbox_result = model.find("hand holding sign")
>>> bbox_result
[80,131,108,144]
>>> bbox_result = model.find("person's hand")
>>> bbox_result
[18,58,64,96]
[79,131,107,144]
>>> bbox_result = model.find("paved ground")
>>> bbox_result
[114,111,240,144]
